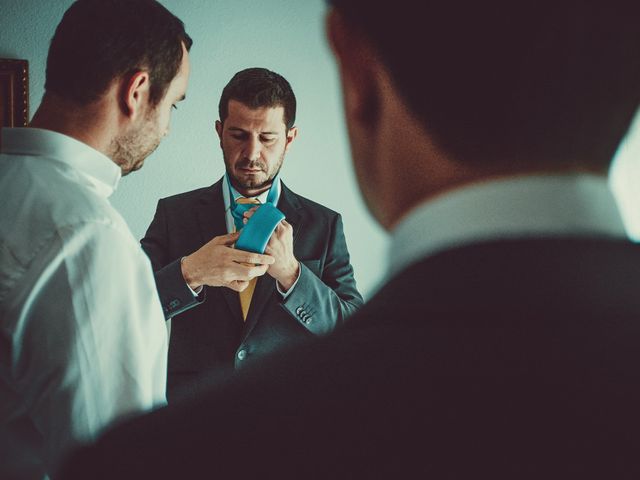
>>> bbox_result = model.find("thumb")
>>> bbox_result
[213,231,241,246]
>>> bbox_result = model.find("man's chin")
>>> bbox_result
[121,159,145,176]
[233,174,271,190]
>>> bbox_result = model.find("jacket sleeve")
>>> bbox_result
[141,199,204,320]
[279,213,364,335]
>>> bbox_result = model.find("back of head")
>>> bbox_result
[329,0,640,172]
[46,0,192,107]
[218,67,297,130]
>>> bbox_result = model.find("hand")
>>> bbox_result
[243,208,299,291]
[241,205,260,224]
[181,232,275,292]
[264,220,299,291]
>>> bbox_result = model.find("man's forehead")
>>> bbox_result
[226,100,286,128]
[171,45,190,94]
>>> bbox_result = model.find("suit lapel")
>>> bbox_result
[196,180,226,244]
[242,183,304,339]
[277,182,303,247]
[196,178,244,321]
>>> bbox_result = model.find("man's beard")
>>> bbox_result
[225,149,285,192]
[109,112,162,176]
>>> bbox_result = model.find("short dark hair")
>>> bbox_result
[329,1,640,171]
[218,68,297,130]
[45,0,192,106]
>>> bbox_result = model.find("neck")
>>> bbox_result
[30,93,117,158]
[229,177,274,198]
[365,68,599,230]
[237,186,271,197]
[368,96,480,231]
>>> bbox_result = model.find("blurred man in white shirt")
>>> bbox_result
[0,1,192,478]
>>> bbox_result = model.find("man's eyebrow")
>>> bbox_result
[176,94,186,102]
[226,127,279,135]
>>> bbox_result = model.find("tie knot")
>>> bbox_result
[236,197,261,205]
[232,197,261,232]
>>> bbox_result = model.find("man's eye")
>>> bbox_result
[172,104,178,110]
[261,137,276,143]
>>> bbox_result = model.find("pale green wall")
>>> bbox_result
[0,0,390,298]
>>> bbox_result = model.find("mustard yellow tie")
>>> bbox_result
[234,197,261,320]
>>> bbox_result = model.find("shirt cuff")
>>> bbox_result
[276,263,301,299]
[189,284,203,296]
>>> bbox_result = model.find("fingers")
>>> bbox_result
[230,263,269,283]
[268,220,293,245]
[275,219,292,234]
[242,206,260,221]
[212,231,241,246]
[227,280,249,292]
[231,257,270,277]
[225,263,269,291]
[231,250,275,265]
[247,263,269,278]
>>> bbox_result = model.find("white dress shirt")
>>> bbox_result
[0,128,168,479]
[389,174,628,277]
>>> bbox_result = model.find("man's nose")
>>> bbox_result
[244,136,261,161]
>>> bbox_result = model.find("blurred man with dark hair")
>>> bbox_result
[142,67,362,400]
[0,0,191,478]
[58,1,640,478]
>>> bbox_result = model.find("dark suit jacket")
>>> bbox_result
[141,178,363,399]
[57,238,640,479]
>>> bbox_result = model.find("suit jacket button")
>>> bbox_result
[296,307,303,315]
[237,349,246,360]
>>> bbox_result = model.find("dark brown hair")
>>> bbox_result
[329,0,640,171]
[46,0,192,106]
[219,68,296,130]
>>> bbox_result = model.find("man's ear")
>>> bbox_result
[215,120,224,147]
[284,126,298,153]
[326,8,380,129]
[121,71,151,120]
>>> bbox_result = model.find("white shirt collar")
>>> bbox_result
[1,127,121,197]
[389,174,628,277]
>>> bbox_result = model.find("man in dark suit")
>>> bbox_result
[142,67,363,399]
[58,1,640,478]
